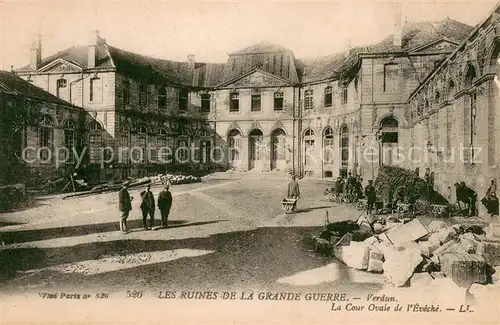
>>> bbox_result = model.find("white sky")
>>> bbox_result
[1,0,498,70]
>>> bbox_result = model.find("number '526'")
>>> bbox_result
[126,290,143,298]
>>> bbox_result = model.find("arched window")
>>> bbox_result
[133,126,148,163]
[447,80,456,101]
[118,123,130,163]
[157,128,172,163]
[464,64,476,88]
[340,125,349,170]
[228,129,242,163]
[64,120,76,162]
[177,129,189,163]
[323,127,334,164]
[88,121,103,163]
[304,129,315,166]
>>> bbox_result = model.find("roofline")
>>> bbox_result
[216,68,297,88]
[409,2,500,101]
[228,50,292,56]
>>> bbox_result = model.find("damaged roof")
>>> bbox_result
[0,70,74,106]
[15,17,473,87]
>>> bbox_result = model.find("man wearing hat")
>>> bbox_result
[118,181,133,233]
[157,183,173,228]
[140,184,155,230]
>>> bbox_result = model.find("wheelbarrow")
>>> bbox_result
[281,198,298,214]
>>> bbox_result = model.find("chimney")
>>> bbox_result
[30,34,42,71]
[393,2,403,48]
[88,30,100,69]
[344,39,352,58]
[187,54,195,72]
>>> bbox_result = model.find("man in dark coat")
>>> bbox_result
[118,182,133,233]
[157,184,173,228]
[461,181,477,217]
[364,180,377,215]
[287,175,301,211]
[140,184,155,230]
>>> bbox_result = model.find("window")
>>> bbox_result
[340,125,349,167]
[230,92,239,112]
[200,140,211,164]
[123,80,131,105]
[90,77,102,103]
[158,86,167,109]
[341,88,348,105]
[251,94,261,112]
[177,138,189,163]
[157,128,172,163]
[383,63,399,92]
[64,120,76,163]
[179,89,189,112]
[324,86,333,107]
[133,126,147,163]
[139,84,147,107]
[88,121,102,164]
[39,116,54,162]
[304,90,313,110]
[323,127,334,164]
[201,94,211,112]
[304,129,315,166]
[56,78,68,100]
[274,91,284,110]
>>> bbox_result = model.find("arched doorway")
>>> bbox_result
[340,125,349,177]
[227,129,241,169]
[322,127,334,178]
[271,128,286,170]
[248,129,263,170]
[380,116,399,165]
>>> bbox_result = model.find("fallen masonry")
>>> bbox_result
[312,206,500,299]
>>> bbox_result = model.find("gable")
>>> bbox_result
[220,70,294,88]
[38,58,83,73]
[409,39,459,54]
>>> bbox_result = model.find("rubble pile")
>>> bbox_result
[161,174,201,185]
[313,214,500,290]
[374,166,448,205]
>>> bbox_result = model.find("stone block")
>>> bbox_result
[428,220,448,233]
[477,239,500,266]
[428,226,458,245]
[334,242,370,270]
[367,259,384,273]
[387,219,428,245]
[441,253,488,287]
[383,248,423,287]
[486,223,500,239]
[418,241,440,257]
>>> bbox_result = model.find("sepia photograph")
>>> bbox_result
[1,0,500,324]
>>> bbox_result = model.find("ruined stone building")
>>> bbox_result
[10,3,500,199]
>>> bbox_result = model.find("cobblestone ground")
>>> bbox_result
[0,172,384,295]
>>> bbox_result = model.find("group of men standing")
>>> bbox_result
[118,182,173,234]
[334,172,364,201]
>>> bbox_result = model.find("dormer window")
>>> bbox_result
[324,86,333,107]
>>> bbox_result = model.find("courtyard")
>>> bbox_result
[0,172,383,295]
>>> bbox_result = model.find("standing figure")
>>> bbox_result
[118,182,133,234]
[364,180,377,215]
[335,176,344,198]
[140,184,155,230]
[482,179,499,217]
[287,175,301,211]
[461,181,477,217]
[157,184,173,228]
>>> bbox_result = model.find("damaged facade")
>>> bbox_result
[11,4,498,197]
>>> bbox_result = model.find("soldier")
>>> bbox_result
[287,175,301,211]
[364,180,377,215]
[140,184,155,230]
[157,183,173,228]
[118,182,133,234]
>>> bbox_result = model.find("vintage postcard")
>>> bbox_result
[1,0,500,324]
